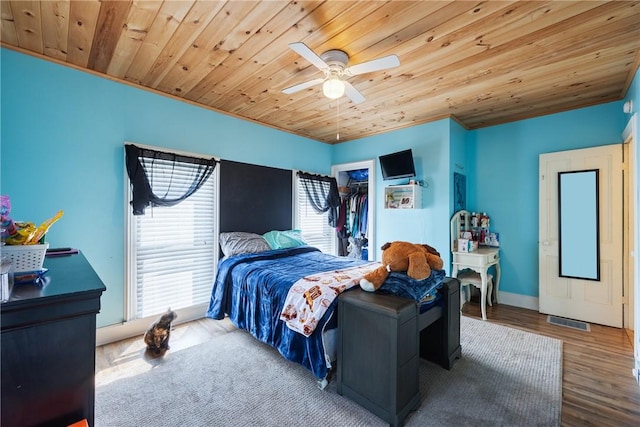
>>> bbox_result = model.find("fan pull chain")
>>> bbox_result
[336,98,340,141]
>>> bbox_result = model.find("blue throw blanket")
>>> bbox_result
[379,269,447,312]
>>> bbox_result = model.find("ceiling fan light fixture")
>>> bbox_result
[285,42,399,105]
[323,77,345,99]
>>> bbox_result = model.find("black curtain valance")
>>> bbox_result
[297,171,340,227]
[125,144,217,215]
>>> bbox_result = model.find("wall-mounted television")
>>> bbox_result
[379,149,416,181]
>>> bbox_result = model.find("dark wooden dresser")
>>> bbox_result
[1,252,106,427]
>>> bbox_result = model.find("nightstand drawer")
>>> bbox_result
[452,248,499,268]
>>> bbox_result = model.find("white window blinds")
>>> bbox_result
[128,153,217,320]
[295,175,333,253]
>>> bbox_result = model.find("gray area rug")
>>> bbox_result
[95,316,562,426]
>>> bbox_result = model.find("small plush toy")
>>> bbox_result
[347,236,367,259]
[360,241,444,292]
[144,308,177,356]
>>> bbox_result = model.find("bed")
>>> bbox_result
[209,160,460,387]
[206,237,461,387]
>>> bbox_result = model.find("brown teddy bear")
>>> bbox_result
[360,241,444,292]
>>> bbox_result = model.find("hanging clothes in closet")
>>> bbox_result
[336,195,349,256]
[336,169,368,259]
[348,191,368,240]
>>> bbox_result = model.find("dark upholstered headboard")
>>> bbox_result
[218,160,293,235]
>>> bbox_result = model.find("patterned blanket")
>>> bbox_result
[280,262,381,336]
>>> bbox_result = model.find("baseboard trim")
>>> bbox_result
[498,291,539,311]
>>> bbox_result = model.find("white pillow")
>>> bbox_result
[219,232,271,257]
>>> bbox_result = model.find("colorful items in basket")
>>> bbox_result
[1,195,18,238]
[13,268,48,285]
[1,195,64,245]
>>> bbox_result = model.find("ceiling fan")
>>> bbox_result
[282,42,400,104]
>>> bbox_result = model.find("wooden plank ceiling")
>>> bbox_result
[2,1,639,144]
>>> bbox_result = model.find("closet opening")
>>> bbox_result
[331,160,375,261]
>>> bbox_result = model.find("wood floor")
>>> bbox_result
[96,302,640,426]
[461,302,640,427]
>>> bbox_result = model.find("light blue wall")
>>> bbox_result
[332,119,453,267]
[468,102,626,297]
[449,120,468,213]
[2,47,637,331]
[0,49,332,327]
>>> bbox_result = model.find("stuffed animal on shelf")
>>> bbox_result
[360,241,444,292]
[144,308,177,356]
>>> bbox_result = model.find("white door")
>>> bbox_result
[539,145,623,327]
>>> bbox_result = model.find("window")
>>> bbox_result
[126,147,218,321]
[294,173,333,253]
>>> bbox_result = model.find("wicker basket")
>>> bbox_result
[1,243,49,273]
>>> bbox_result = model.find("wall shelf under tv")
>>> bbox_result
[384,184,422,209]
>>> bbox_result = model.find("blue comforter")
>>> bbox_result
[206,246,369,380]
[206,246,447,380]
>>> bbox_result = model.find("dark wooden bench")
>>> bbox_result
[336,277,461,427]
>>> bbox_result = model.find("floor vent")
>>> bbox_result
[547,315,590,332]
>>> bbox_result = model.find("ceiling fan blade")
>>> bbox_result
[343,81,366,104]
[281,78,324,95]
[345,54,400,76]
[288,42,329,71]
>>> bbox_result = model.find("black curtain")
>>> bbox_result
[297,171,340,227]
[125,144,217,215]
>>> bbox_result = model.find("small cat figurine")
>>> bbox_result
[144,308,177,356]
